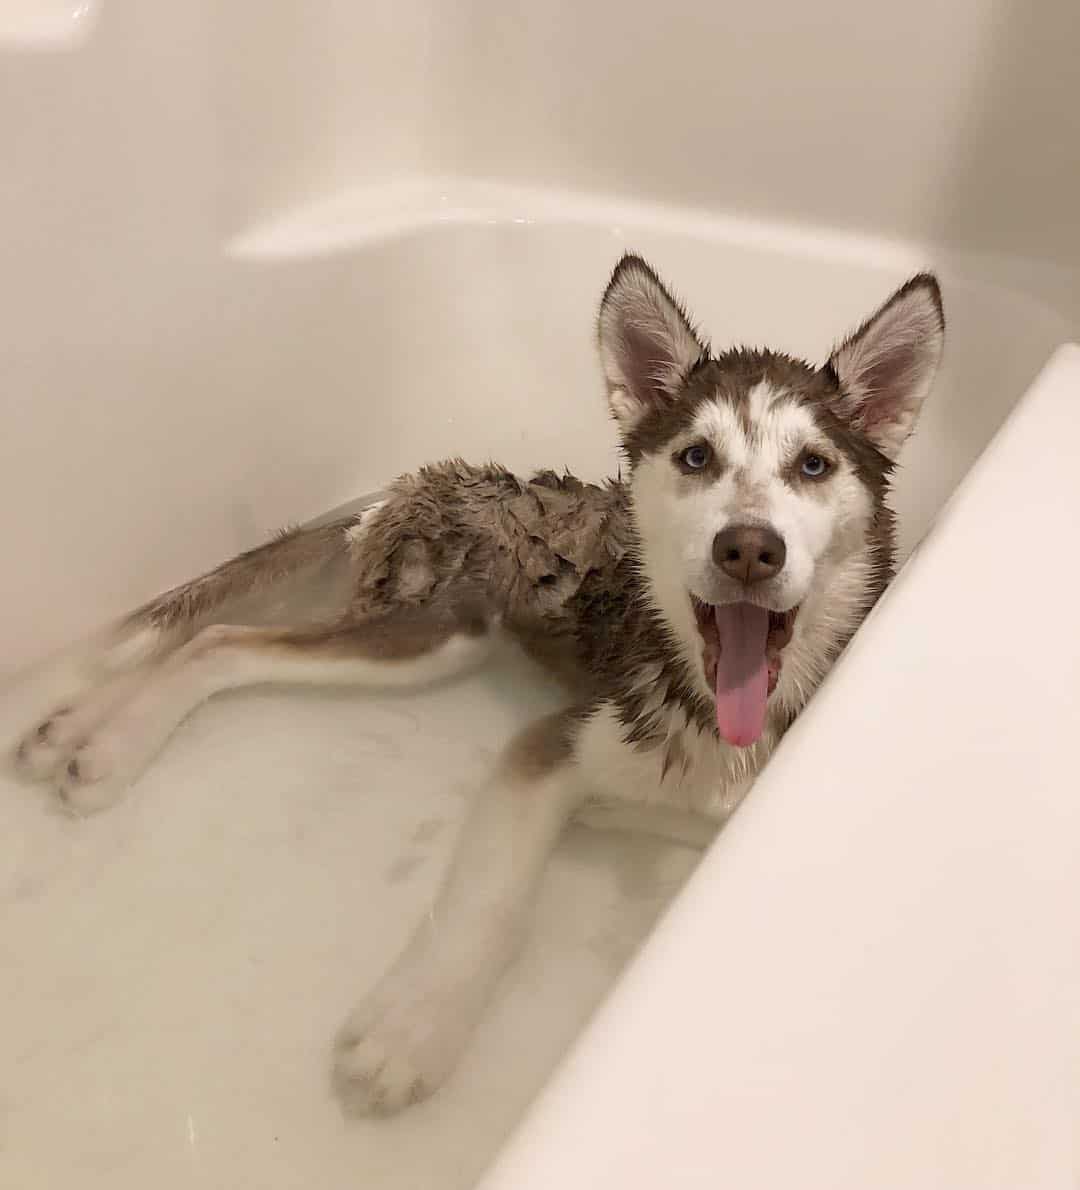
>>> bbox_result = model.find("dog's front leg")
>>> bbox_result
[333,710,583,1115]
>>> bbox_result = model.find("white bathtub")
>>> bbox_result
[2,3,1078,1188]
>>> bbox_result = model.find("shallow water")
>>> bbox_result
[0,640,699,1189]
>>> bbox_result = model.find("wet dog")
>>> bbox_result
[13,255,944,1112]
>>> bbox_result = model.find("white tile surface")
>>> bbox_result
[0,642,698,1188]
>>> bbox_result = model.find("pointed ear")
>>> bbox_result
[828,274,945,460]
[597,254,707,432]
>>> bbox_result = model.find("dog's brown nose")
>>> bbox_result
[712,524,786,585]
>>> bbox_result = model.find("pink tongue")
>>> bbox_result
[713,603,770,747]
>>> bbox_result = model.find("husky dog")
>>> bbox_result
[13,256,943,1114]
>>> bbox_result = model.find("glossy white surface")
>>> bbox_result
[0,0,95,47]
[481,347,1080,1190]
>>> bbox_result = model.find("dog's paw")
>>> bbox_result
[13,705,80,780]
[333,1022,435,1116]
[13,706,141,815]
[332,981,478,1116]
[13,673,146,791]
[54,731,138,815]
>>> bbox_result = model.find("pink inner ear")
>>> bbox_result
[599,257,707,422]
[851,344,922,433]
[620,324,678,409]
[830,279,944,458]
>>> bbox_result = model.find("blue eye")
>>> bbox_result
[680,444,711,470]
[801,453,830,478]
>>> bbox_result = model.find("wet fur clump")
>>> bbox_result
[352,463,714,739]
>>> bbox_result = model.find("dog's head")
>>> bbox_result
[597,254,944,746]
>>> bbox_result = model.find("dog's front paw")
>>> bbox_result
[333,1019,435,1116]
[332,976,481,1116]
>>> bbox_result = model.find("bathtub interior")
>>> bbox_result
[1,214,1073,1190]
[4,2,1080,1188]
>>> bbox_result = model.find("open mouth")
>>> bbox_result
[691,596,798,749]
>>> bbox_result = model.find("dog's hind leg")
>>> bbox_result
[333,709,584,1115]
[13,514,370,780]
[101,516,367,672]
[36,598,496,813]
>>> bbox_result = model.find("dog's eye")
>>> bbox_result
[800,453,831,479]
[680,444,711,470]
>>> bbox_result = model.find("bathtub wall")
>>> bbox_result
[7,0,1080,278]
[3,0,1080,673]
[422,0,1080,266]
[214,0,434,229]
[2,1,432,670]
[213,0,1080,270]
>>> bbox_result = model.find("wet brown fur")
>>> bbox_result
[500,709,579,781]
[356,462,737,742]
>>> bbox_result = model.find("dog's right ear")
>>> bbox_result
[597,254,707,432]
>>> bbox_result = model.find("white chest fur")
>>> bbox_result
[572,699,773,826]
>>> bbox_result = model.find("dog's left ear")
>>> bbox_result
[597,254,707,432]
[827,274,945,460]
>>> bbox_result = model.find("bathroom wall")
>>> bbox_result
[212,0,434,229]
[422,0,1080,268]
[3,3,216,668]
[425,0,985,242]
[1,1,432,670]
